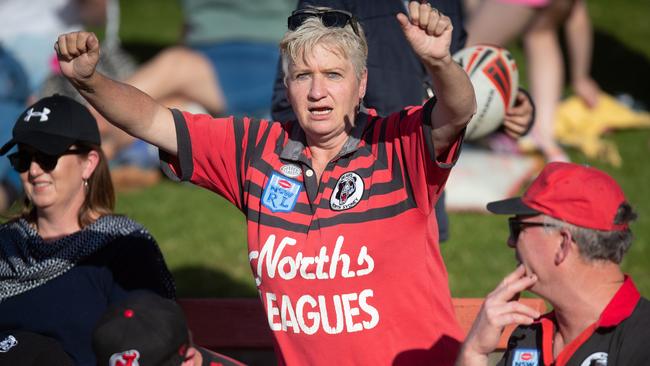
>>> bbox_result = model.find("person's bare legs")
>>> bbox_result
[98,46,226,160]
[523,2,573,162]
[465,0,538,46]
[128,46,226,114]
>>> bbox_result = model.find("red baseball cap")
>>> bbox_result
[487,162,629,231]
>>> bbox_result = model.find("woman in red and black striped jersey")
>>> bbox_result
[55,2,476,365]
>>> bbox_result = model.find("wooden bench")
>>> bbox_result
[178,297,546,354]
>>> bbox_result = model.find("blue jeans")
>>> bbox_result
[193,41,279,119]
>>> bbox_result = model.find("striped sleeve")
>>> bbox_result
[160,109,272,211]
[385,99,464,213]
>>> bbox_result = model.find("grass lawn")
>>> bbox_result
[110,0,650,299]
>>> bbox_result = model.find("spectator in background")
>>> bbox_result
[0,95,175,365]
[0,0,156,191]
[456,162,650,366]
[466,0,601,162]
[271,0,535,242]
[0,46,30,211]
[0,0,107,99]
[93,291,245,366]
[129,0,295,118]
[92,0,295,190]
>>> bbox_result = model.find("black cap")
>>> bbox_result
[92,291,190,366]
[0,94,100,156]
[0,330,73,366]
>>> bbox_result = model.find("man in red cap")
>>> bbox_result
[456,162,650,366]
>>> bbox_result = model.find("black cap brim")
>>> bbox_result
[0,140,16,156]
[1,132,75,156]
[486,197,540,215]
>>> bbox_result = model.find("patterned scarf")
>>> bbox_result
[0,215,175,301]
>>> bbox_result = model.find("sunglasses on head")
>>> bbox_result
[8,147,89,173]
[288,8,360,36]
[508,217,548,243]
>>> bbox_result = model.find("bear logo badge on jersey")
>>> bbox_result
[512,349,539,366]
[330,172,364,211]
[262,172,302,213]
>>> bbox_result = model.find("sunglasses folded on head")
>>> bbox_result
[8,148,89,173]
[288,8,360,36]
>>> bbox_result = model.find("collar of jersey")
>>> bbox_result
[280,106,370,162]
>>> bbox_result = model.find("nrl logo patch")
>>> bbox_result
[330,172,364,211]
[0,335,17,352]
[580,352,607,366]
[262,172,302,213]
[512,349,538,366]
[280,164,301,178]
[109,349,141,366]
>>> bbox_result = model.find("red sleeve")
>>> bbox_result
[161,109,272,211]
[383,99,464,214]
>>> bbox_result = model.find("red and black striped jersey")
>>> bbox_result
[162,100,465,365]
[498,276,650,366]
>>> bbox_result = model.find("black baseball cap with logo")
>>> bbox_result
[0,330,73,366]
[0,94,101,156]
[92,291,190,366]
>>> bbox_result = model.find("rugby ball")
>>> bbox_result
[453,45,518,140]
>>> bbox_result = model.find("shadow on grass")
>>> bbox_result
[590,30,650,107]
[173,265,258,298]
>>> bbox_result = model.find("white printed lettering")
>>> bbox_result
[266,292,281,331]
[280,294,300,333]
[319,295,344,334]
[330,236,355,278]
[356,246,374,276]
[359,289,380,329]
[342,293,363,332]
[263,290,379,336]
[314,247,330,280]
[296,295,319,335]
[249,235,374,285]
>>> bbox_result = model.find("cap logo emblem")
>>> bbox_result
[580,352,607,366]
[109,349,141,366]
[0,335,18,352]
[23,107,51,122]
[330,172,364,211]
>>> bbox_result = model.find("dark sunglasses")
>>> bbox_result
[8,148,89,173]
[288,9,360,36]
[508,217,548,243]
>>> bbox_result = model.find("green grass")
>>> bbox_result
[113,130,650,298]
[109,0,650,299]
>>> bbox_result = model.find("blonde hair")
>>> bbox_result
[280,15,368,82]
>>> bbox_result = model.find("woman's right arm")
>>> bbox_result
[56,31,178,156]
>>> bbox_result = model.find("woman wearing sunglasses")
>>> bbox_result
[0,95,175,365]
[55,2,475,364]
